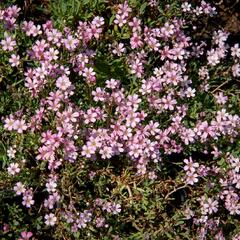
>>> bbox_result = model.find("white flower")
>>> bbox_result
[181,2,191,12]
[111,203,121,214]
[45,213,57,226]
[7,147,16,159]
[231,43,240,58]
[185,87,196,98]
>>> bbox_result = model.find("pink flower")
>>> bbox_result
[4,117,15,131]
[56,75,71,91]
[118,1,132,15]
[83,108,100,124]
[112,43,126,56]
[130,33,143,49]
[22,194,34,208]
[180,128,196,145]
[87,24,102,39]
[7,146,16,158]
[7,163,20,175]
[1,33,16,51]
[231,43,240,58]
[130,58,143,78]
[185,87,196,98]
[9,54,20,67]
[185,171,198,185]
[83,67,95,79]
[3,223,10,233]
[183,157,199,172]
[92,87,106,102]
[232,64,240,77]
[22,21,42,36]
[203,198,218,214]
[114,14,127,27]
[92,16,104,27]
[162,95,177,111]
[214,92,228,105]
[19,231,33,240]
[62,35,79,51]
[46,28,62,46]
[14,182,26,195]
[111,203,121,214]
[81,145,95,158]
[45,47,59,61]
[129,17,141,32]
[127,94,141,110]
[182,2,192,12]
[99,146,113,159]
[13,119,28,133]
[46,181,57,192]
[126,111,141,128]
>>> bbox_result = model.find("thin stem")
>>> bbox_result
[165,184,188,200]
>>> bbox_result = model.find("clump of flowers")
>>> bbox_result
[0,1,240,239]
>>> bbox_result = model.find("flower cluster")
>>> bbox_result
[1,1,240,239]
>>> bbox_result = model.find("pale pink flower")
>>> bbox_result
[56,75,71,91]
[162,95,177,111]
[183,207,194,219]
[45,47,59,61]
[112,43,126,56]
[203,198,218,214]
[126,111,141,128]
[129,17,141,32]
[62,35,79,50]
[19,231,33,240]
[99,146,113,159]
[111,203,121,214]
[232,64,240,77]
[183,157,199,172]
[7,162,20,175]
[9,54,20,67]
[180,128,196,145]
[92,16,104,27]
[22,194,34,208]
[186,171,198,185]
[81,145,95,158]
[87,24,102,39]
[130,33,143,49]
[114,14,127,27]
[214,92,228,105]
[231,43,240,58]
[83,67,95,79]
[4,117,15,131]
[45,213,57,226]
[106,78,119,89]
[13,119,28,133]
[1,33,16,51]
[46,181,57,192]
[14,182,26,195]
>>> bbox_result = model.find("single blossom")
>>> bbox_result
[45,213,57,226]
